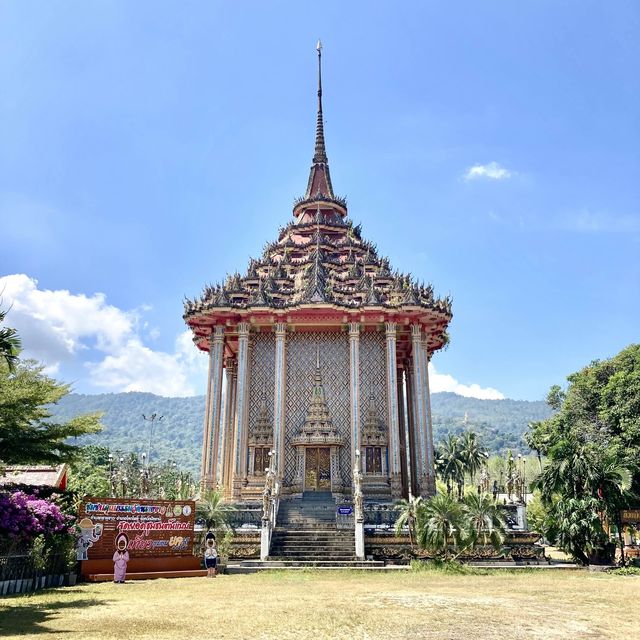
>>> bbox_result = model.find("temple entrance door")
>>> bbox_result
[305,447,331,491]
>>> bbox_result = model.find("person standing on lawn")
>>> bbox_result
[204,531,218,577]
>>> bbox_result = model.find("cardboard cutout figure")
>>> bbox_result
[113,533,130,583]
[75,518,103,561]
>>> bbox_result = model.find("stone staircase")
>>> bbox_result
[269,529,359,565]
[227,492,387,572]
[276,492,337,529]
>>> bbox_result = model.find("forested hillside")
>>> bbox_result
[50,391,552,475]
[430,392,552,454]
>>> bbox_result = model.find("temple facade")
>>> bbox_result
[184,44,452,503]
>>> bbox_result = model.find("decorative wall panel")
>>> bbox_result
[359,331,388,440]
[248,332,275,442]
[284,331,351,487]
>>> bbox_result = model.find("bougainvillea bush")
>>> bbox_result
[0,490,74,553]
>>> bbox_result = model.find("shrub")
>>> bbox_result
[0,490,73,551]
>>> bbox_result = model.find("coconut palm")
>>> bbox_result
[462,492,506,552]
[196,489,235,530]
[435,435,464,498]
[458,431,488,486]
[394,495,422,548]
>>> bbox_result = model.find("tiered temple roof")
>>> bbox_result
[184,42,452,357]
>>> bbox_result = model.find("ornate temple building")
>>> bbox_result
[184,44,452,503]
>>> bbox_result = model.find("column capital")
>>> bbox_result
[274,321,288,336]
[209,325,225,346]
[410,324,422,340]
[237,321,251,336]
[348,321,360,337]
[225,356,237,372]
[385,321,397,336]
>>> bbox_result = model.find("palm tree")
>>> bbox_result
[532,441,635,565]
[435,435,464,498]
[462,492,506,552]
[458,431,488,487]
[196,488,235,530]
[414,493,465,559]
[547,497,606,566]
[394,495,422,548]
[0,307,21,372]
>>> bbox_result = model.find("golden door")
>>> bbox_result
[305,447,331,491]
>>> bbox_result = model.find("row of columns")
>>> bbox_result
[199,321,435,498]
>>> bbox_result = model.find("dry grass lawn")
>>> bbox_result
[0,569,638,639]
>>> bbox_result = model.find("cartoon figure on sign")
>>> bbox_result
[113,533,130,583]
[204,531,218,578]
[75,518,103,561]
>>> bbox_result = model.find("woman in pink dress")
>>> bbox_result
[113,533,129,583]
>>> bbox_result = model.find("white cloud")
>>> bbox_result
[429,363,504,400]
[1,274,504,400]
[88,333,206,397]
[0,274,206,397]
[464,162,512,181]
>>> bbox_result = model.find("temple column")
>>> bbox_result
[273,322,287,480]
[232,322,252,497]
[200,326,225,491]
[221,358,237,496]
[411,324,430,496]
[385,322,402,497]
[421,335,435,495]
[200,336,215,489]
[348,322,361,473]
[397,366,409,498]
[404,357,418,497]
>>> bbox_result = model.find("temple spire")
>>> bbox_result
[313,40,327,164]
[293,40,347,220]
[303,40,335,201]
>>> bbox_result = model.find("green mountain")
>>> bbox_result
[429,392,552,454]
[50,391,551,475]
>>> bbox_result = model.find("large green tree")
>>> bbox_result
[527,344,639,564]
[0,358,102,466]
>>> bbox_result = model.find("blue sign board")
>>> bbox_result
[337,506,353,516]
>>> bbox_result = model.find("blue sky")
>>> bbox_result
[1,1,638,400]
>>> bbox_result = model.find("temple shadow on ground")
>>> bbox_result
[0,593,106,636]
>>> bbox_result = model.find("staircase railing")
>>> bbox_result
[260,468,279,561]
[353,450,365,559]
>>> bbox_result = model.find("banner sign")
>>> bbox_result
[621,509,640,522]
[76,497,195,560]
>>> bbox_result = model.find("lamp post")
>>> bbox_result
[141,452,150,498]
[108,454,115,498]
[142,413,163,467]
[119,456,127,497]
[517,454,523,502]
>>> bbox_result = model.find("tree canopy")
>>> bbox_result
[0,358,102,466]
[527,343,640,564]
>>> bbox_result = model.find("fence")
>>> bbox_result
[364,505,401,530]
[0,554,75,596]
[225,507,263,531]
